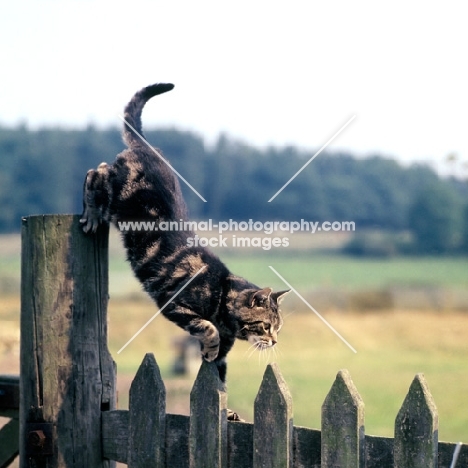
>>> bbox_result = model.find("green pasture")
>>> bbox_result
[220,251,468,291]
[1,232,468,294]
[105,249,468,299]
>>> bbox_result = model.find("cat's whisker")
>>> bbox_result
[265,345,271,365]
[245,339,261,353]
[247,341,262,360]
[263,347,268,364]
[272,345,280,362]
[247,347,257,360]
[244,341,258,357]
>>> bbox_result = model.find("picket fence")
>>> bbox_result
[4,214,466,467]
[100,352,467,468]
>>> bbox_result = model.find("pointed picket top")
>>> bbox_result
[321,369,365,468]
[128,353,166,468]
[189,360,227,468]
[394,373,438,468]
[130,352,165,394]
[253,363,293,468]
[191,358,227,397]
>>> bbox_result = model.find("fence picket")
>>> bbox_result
[128,353,166,468]
[189,360,227,468]
[394,373,438,468]
[253,363,293,468]
[321,369,365,468]
[16,214,468,468]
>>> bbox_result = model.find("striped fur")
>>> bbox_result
[81,83,289,390]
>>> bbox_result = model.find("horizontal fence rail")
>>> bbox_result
[101,353,468,468]
[16,215,467,468]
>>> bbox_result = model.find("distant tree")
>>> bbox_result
[461,203,468,254]
[408,182,464,254]
[0,124,465,246]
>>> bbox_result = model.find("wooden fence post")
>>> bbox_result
[253,363,293,468]
[127,353,166,468]
[189,360,227,468]
[321,369,365,468]
[394,373,438,468]
[20,214,116,467]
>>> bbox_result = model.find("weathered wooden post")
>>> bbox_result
[128,353,166,468]
[253,363,293,468]
[394,373,438,468]
[20,214,116,467]
[321,369,365,468]
[189,360,227,468]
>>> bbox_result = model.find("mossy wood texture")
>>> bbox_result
[128,353,166,468]
[321,369,365,468]
[100,361,467,468]
[394,374,438,468]
[189,360,228,468]
[19,214,116,467]
[253,363,293,468]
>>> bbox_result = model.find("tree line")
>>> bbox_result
[0,125,467,255]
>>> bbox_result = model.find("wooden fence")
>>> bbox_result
[4,214,466,467]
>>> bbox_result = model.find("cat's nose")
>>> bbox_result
[271,339,277,346]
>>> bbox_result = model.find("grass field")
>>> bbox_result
[2,231,468,294]
[1,232,468,444]
[108,298,468,443]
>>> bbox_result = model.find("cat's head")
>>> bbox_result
[233,287,290,349]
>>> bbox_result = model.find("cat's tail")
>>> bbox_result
[122,83,174,148]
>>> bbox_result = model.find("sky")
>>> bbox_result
[1,1,467,175]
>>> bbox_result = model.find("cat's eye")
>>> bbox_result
[264,323,271,332]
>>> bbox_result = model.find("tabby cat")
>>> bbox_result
[81,83,289,403]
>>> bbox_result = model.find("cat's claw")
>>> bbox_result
[202,344,219,362]
[198,323,220,361]
[80,216,99,234]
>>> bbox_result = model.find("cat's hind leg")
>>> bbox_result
[80,162,112,233]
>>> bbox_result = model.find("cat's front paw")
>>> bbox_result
[201,341,220,362]
[200,325,220,362]
[80,212,100,234]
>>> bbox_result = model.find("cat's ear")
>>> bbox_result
[250,287,272,308]
[272,289,291,304]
